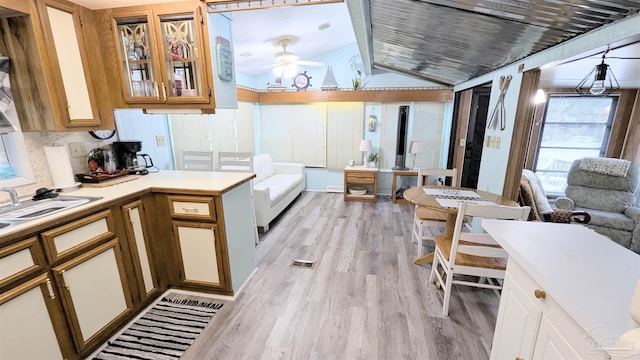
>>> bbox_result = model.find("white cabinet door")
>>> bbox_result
[490,272,542,360]
[532,316,582,360]
[173,221,221,286]
[0,274,64,360]
[54,239,131,350]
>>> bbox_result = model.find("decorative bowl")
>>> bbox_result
[348,187,367,196]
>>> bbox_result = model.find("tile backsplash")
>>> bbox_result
[2,131,115,202]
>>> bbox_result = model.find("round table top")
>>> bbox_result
[403,186,517,214]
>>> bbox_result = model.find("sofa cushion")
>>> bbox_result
[575,207,636,232]
[254,174,303,205]
[253,154,275,183]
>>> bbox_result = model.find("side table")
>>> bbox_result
[391,169,418,204]
[344,166,378,202]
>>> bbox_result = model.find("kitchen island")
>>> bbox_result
[0,171,256,359]
[483,220,640,360]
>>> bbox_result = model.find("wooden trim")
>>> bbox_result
[621,91,640,163]
[167,195,216,222]
[237,87,453,103]
[171,220,228,291]
[41,210,115,263]
[0,237,43,290]
[121,199,159,302]
[237,87,259,102]
[452,89,473,182]
[35,0,101,127]
[607,89,638,158]
[524,101,545,169]
[502,69,540,202]
[53,239,134,352]
[0,0,30,14]
[0,273,76,359]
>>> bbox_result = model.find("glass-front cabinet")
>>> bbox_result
[110,5,211,105]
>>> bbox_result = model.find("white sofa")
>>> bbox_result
[252,154,305,232]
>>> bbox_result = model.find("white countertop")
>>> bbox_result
[1,170,255,238]
[482,220,640,339]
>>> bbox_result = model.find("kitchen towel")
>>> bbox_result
[44,145,75,189]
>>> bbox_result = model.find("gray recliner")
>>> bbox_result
[556,158,640,254]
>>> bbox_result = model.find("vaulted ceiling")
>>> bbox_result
[367,0,640,85]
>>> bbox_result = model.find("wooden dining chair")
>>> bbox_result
[429,203,530,316]
[411,168,458,257]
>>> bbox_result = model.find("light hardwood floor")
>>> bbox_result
[183,192,499,360]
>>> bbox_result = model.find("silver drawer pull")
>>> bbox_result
[182,207,199,213]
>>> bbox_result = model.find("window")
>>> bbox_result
[0,135,15,179]
[533,95,617,194]
[0,132,35,187]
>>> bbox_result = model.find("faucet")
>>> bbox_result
[0,187,21,207]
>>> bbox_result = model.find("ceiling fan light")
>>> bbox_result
[283,64,298,78]
[273,65,284,77]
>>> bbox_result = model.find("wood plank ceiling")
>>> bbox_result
[369,0,640,85]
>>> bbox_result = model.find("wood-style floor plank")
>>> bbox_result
[183,192,499,360]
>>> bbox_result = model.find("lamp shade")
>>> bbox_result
[409,140,423,154]
[359,139,372,152]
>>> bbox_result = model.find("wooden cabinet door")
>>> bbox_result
[0,273,73,359]
[53,239,132,352]
[122,199,158,301]
[490,272,541,360]
[172,221,223,288]
[36,0,101,127]
[108,3,213,107]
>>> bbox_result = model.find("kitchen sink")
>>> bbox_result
[0,195,102,222]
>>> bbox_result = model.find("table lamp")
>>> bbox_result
[409,140,423,169]
[359,139,372,165]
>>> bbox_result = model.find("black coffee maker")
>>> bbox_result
[112,141,153,175]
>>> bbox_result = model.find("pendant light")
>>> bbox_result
[575,49,619,96]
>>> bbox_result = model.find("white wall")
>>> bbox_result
[242,44,442,90]
[114,110,175,171]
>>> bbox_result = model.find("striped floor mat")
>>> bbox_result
[93,297,223,360]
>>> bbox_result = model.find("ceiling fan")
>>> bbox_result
[270,35,323,79]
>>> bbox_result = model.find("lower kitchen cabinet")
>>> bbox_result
[122,199,159,302]
[490,260,606,360]
[0,273,73,359]
[172,221,223,287]
[52,239,133,353]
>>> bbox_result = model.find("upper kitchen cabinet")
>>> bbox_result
[0,0,115,131]
[101,1,215,111]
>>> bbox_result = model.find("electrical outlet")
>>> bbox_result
[156,135,166,147]
[69,142,87,157]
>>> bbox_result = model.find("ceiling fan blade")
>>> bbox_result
[297,60,324,67]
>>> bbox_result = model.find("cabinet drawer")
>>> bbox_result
[167,195,216,222]
[0,238,45,288]
[41,210,115,263]
[346,172,375,183]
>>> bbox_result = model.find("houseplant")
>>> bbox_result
[366,153,378,167]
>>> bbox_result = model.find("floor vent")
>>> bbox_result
[327,185,344,193]
[291,259,315,269]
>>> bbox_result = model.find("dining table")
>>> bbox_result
[403,185,518,265]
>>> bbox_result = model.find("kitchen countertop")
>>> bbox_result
[482,219,640,340]
[0,170,255,238]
